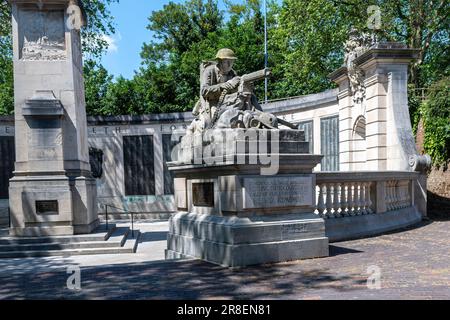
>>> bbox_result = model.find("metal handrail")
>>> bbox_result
[103,204,136,238]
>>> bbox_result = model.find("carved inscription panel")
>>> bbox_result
[243,176,313,209]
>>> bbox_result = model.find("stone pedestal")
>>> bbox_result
[8,0,98,236]
[165,129,329,267]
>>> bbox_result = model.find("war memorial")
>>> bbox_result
[0,0,447,302]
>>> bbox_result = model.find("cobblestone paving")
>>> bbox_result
[0,219,448,300]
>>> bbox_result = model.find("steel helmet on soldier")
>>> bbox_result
[215,48,238,60]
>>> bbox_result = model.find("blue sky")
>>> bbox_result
[100,0,184,79]
[100,0,232,79]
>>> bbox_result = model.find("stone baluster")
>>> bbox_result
[356,183,364,215]
[393,180,400,209]
[325,183,333,218]
[406,180,412,207]
[353,183,360,215]
[401,181,409,208]
[365,182,373,214]
[405,181,411,207]
[398,181,405,208]
[359,183,367,215]
[348,183,356,216]
[385,180,392,211]
[333,183,341,218]
[340,183,348,216]
[317,184,325,218]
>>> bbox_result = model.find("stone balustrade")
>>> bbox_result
[315,171,418,219]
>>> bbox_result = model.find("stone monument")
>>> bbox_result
[8,0,98,236]
[165,49,329,267]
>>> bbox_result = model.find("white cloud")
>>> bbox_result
[103,33,121,54]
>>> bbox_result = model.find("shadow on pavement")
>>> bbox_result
[139,231,168,243]
[329,245,363,257]
[0,258,367,300]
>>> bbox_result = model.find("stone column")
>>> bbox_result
[8,0,98,236]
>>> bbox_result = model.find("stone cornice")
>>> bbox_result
[328,66,348,83]
[354,46,421,68]
[87,112,195,126]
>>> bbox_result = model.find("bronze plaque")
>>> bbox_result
[36,200,58,215]
[192,183,214,207]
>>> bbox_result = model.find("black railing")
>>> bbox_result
[103,204,136,237]
[8,206,11,229]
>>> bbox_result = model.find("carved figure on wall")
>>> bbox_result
[344,28,375,106]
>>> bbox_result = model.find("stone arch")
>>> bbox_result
[351,115,367,170]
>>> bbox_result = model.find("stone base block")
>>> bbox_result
[8,174,98,237]
[73,218,100,235]
[166,212,329,267]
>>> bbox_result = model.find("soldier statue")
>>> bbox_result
[187,48,280,134]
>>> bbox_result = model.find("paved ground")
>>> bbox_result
[0,218,448,300]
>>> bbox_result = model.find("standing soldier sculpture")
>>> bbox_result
[187,48,284,134]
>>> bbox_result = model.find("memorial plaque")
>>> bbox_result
[162,134,181,195]
[123,135,155,196]
[243,176,313,209]
[0,136,15,199]
[192,183,214,207]
[36,200,58,215]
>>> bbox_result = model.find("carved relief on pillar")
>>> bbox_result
[20,9,66,61]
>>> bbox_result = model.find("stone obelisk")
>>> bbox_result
[8,0,98,236]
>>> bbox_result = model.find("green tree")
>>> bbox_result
[0,36,13,115]
[138,0,224,113]
[84,60,113,115]
[0,2,13,115]
[419,78,450,167]
[270,0,358,98]
[103,76,144,115]
[379,0,450,87]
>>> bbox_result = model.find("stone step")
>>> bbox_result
[0,224,116,245]
[0,227,127,252]
[0,228,140,258]
[0,217,9,227]
[0,240,121,252]
[0,228,9,237]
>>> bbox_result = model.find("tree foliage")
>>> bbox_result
[419,78,450,167]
